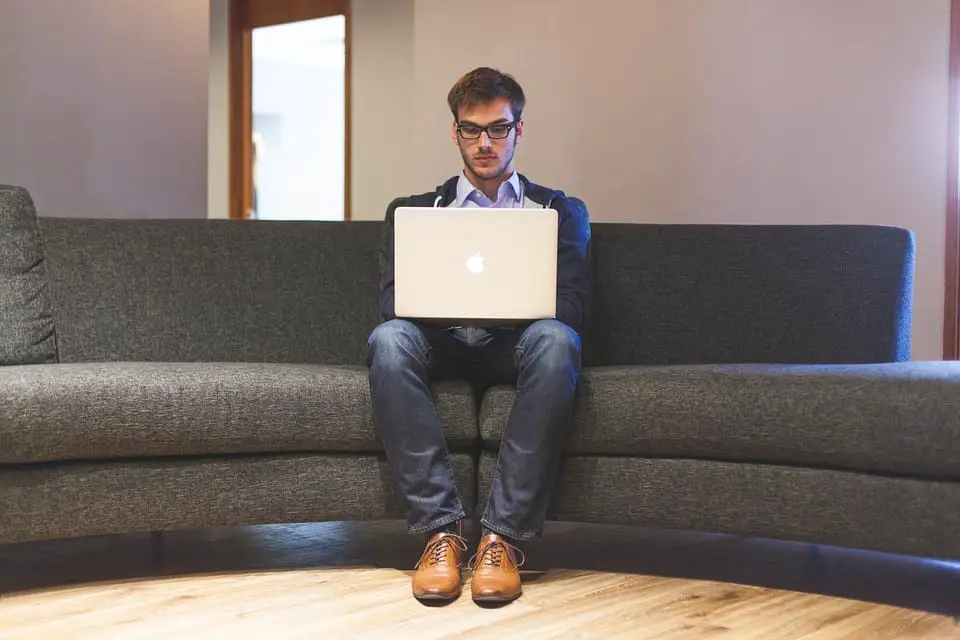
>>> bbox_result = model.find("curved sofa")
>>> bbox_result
[1,184,958,564]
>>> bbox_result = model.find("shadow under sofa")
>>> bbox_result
[0,184,958,567]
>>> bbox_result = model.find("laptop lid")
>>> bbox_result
[393,206,558,321]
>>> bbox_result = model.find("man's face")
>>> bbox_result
[452,97,524,182]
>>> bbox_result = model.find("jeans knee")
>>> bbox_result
[521,320,581,372]
[366,319,427,370]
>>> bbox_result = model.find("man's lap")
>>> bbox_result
[368,318,579,388]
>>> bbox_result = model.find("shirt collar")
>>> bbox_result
[455,170,521,206]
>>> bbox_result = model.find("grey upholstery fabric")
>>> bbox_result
[586,224,913,366]
[0,186,56,366]
[480,362,960,481]
[36,218,914,370]
[37,217,384,365]
[478,452,960,560]
[0,362,477,464]
[0,453,476,545]
[1,212,941,560]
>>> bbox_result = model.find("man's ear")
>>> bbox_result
[451,120,459,146]
[515,119,524,143]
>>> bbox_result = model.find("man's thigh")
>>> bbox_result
[468,320,581,388]
[376,319,470,381]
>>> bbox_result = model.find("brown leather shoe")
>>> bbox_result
[412,529,468,601]
[469,533,525,603]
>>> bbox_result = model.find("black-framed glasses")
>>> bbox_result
[456,121,516,140]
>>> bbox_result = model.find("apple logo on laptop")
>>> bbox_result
[466,252,485,274]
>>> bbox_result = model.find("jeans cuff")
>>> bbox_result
[480,517,540,543]
[409,510,467,535]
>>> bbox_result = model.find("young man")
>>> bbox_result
[366,67,592,604]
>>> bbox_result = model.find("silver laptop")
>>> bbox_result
[393,206,558,322]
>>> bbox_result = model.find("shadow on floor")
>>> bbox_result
[0,520,957,619]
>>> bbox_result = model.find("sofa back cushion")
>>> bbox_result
[0,186,57,365]
[36,216,914,367]
[38,217,382,365]
[587,224,913,366]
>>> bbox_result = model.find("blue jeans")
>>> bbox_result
[366,318,581,542]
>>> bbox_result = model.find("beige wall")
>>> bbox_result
[409,0,950,361]
[349,0,415,221]
[0,0,209,219]
[208,0,231,220]
[0,0,411,222]
[0,0,949,359]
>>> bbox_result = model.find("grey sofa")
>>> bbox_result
[1,184,958,564]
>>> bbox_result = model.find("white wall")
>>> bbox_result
[208,0,231,220]
[0,0,209,219]
[349,0,415,221]
[1,0,948,358]
[0,0,411,223]
[409,0,951,361]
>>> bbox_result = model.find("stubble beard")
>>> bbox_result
[460,141,515,183]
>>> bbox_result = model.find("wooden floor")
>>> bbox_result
[0,521,957,639]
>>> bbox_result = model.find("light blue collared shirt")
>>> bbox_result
[454,170,523,208]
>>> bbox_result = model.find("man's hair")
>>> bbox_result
[447,67,526,122]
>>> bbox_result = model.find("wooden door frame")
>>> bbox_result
[228,0,351,221]
[946,0,960,359]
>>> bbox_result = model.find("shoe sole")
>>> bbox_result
[471,593,520,603]
[414,592,460,601]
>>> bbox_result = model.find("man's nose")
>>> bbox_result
[478,131,492,148]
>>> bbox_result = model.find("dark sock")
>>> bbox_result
[482,527,524,550]
[483,526,512,542]
[427,520,460,539]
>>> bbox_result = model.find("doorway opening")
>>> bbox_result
[252,16,345,221]
[229,0,350,221]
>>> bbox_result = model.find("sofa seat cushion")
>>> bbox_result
[479,362,960,481]
[0,362,477,465]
